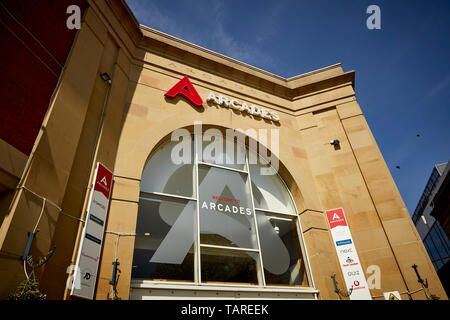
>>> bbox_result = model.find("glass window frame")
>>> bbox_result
[133,132,314,290]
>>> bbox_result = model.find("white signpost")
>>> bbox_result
[326,208,372,300]
[71,162,113,299]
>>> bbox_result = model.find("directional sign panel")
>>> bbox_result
[71,162,113,299]
[326,208,372,300]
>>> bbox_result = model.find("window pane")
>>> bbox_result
[132,194,196,281]
[425,236,439,262]
[249,157,296,214]
[141,139,195,197]
[256,211,308,286]
[198,164,258,249]
[197,132,247,170]
[201,247,260,285]
[429,226,446,261]
[435,223,450,254]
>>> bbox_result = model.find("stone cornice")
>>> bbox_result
[109,0,355,100]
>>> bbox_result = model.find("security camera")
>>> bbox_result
[330,139,340,146]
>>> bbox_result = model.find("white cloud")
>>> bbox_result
[416,73,450,106]
[426,74,450,98]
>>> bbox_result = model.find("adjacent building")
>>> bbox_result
[412,161,450,295]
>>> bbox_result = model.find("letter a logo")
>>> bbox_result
[164,76,203,107]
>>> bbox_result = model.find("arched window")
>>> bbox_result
[132,131,311,288]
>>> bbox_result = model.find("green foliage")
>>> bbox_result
[6,278,46,300]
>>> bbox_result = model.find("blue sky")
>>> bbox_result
[125,0,450,215]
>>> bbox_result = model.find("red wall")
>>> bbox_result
[0,0,88,155]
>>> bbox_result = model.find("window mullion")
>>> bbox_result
[280,175,316,289]
[140,191,197,202]
[194,133,201,284]
[254,207,297,217]
[246,153,266,287]
[197,160,248,174]
[200,244,260,252]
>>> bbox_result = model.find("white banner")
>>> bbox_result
[70,162,113,299]
[326,208,372,300]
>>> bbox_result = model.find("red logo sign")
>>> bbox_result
[164,76,203,107]
[94,163,113,199]
[326,208,347,229]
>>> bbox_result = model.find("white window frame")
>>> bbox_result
[131,132,317,297]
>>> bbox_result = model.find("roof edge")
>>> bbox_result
[139,25,352,89]
[117,0,355,91]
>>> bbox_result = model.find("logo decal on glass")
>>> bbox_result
[149,166,291,276]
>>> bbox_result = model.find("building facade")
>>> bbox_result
[0,0,447,300]
[412,162,450,295]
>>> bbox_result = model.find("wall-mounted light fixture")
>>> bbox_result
[100,72,112,85]
[331,273,353,298]
[412,264,428,288]
[330,139,340,146]
[330,139,341,150]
